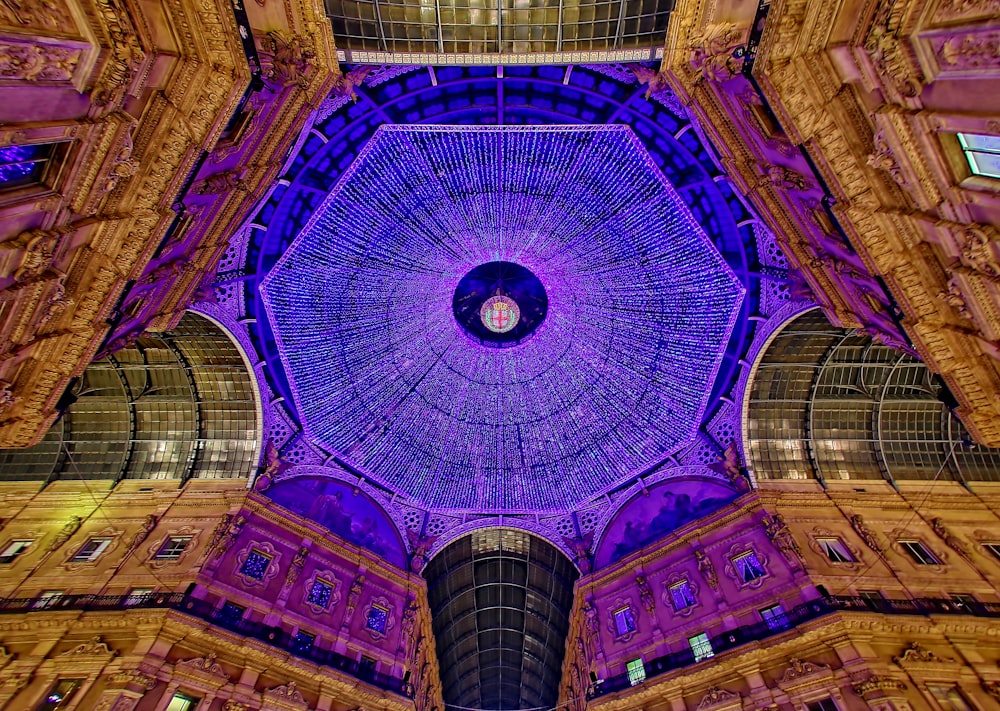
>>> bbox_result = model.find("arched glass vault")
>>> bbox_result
[423,528,579,710]
[746,309,1000,484]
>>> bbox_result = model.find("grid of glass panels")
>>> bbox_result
[958,132,1000,179]
[423,528,578,711]
[747,310,1000,483]
[0,313,258,482]
[324,0,673,54]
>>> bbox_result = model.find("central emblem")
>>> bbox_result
[480,295,520,333]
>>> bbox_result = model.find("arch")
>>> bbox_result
[744,309,1000,483]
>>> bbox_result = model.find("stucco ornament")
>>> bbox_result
[688,23,745,82]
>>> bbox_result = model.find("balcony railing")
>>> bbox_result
[0,592,413,698]
[589,595,1000,699]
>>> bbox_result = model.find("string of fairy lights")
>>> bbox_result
[261,125,744,511]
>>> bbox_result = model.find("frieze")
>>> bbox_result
[58,635,116,657]
[0,39,82,82]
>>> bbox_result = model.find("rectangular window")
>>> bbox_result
[164,693,199,711]
[760,603,790,631]
[983,542,1000,562]
[366,604,390,634]
[239,548,272,579]
[958,132,1000,179]
[805,699,839,711]
[71,537,111,562]
[613,606,636,636]
[732,550,766,583]
[34,678,83,711]
[216,601,246,627]
[668,580,696,611]
[625,658,645,686]
[899,540,939,565]
[33,590,64,609]
[307,579,334,608]
[153,536,192,560]
[0,144,57,191]
[927,684,973,711]
[124,588,153,607]
[688,632,714,662]
[359,655,376,680]
[0,540,32,564]
[857,590,884,603]
[816,537,855,563]
[291,630,315,654]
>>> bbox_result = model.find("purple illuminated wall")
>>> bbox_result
[261,126,744,511]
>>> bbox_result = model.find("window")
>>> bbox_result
[625,658,645,686]
[688,632,714,662]
[164,693,199,711]
[950,593,976,610]
[612,606,636,636]
[0,539,32,564]
[71,537,111,562]
[239,548,272,579]
[125,588,153,606]
[668,580,696,611]
[307,579,334,609]
[958,132,1000,179]
[816,537,855,563]
[216,601,246,627]
[983,542,1000,562]
[366,603,390,635]
[153,536,192,560]
[805,699,838,711]
[0,144,58,191]
[899,540,939,565]
[359,655,376,680]
[34,678,83,710]
[732,551,766,583]
[857,590,884,603]
[927,685,973,711]
[291,630,315,654]
[33,590,64,609]
[760,603,790,631]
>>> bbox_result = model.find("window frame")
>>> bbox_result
[805,699,839,711]
[153,535,193,561]
[0,539,32,563]
[731,550,767,584]
[667,579,697,612]
[816,537,855,563]
[898,539,940,566]
[982,542,1000,562]
[760,603,790,631]
[164,692,200,711]
[688,632,714,662]
[366,602,390,635]
[239,547,273,580]
[70,537,112,563]
[33,590,65,609]
[307,578,335,609]
[926,684,974,711]
[612,605,637,638]
[625,657,645,686]
[35,678,84,711]
[957,132,1000,180]
[0,140,74,208]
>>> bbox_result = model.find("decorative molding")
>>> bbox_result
[108,670,156,690]
[661,571,700,617]
[852,674,907,697]
[606,596,637,643]
[695,685,741,710]
[302,568,342,615]
[779,657,829,684]
[233,539,282,588]
[362,594,396,641]
[145,525,200,569]
[893,641,953,665]
[177,651,230,681]
[58,635,115,657]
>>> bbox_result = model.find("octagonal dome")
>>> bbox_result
[260,125,744,511]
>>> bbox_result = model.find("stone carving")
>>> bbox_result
[864,0,921,98]
[39,280,72,324]
[850,514,884,555]
[695,550,719,590]
[758,165,813,192]
[208,513,233,554]
[90,0,146,110]
[695,686,740,710]
[893,641,950,664]
[636,574,655,613]
[266,681,304,702]
[958,226,1000,279]
[47,515,82,552]
[763,513,803,565]
[852,674,907,696]
[10,228,59,283]
[222,702,250,711]
[868,130,907,186]
[406,528,438,572]
[212,514,245,560]
[940,0,1000,14]
[938,276,973,320]
[331,66,373,101]
[400,597,418,646]
[0,0,64,28]
[582,599,599,643]
[125,514,157,555]
[101,123,137,193]
[345,573,364,621]
[193,168,245,195]
[938,31,1000,69]
[109,670,156,689]
[0,381,17,418]
[930,518,968,560]
[631,65,671,98]
[0,41,80,81]
[264,32,313,88]
[562,531,594,573]
[284,546,307,587]
[688,23,745,82]
[780,657,829,683]
[60,635,115,656]
[707,441,749,490]
[178,651,229,679]
[984,681,1000,701]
